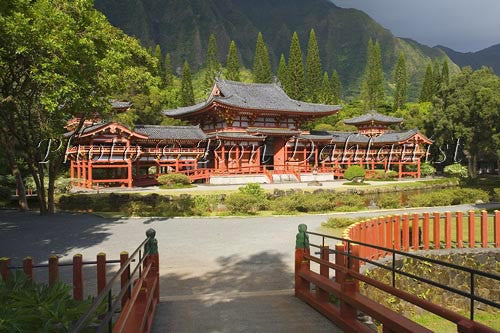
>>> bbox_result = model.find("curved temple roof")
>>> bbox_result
[343,110,403,125]
[164,79,341,117]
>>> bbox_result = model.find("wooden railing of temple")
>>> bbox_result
[295,221,500,333]
[0,229,160,333]
[343,210,500,262]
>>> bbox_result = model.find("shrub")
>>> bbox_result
[420,162,436,177]
[322,217,366,229]
[344,165,366,181]
[238,183,268,209]
[157,173,191,186]
[0,185,11,201]
[0,271,101,332]
[124,202,155,216]
[377,193,401,209]
[444,163,468,179]
[450,188,489,204]
[272,196,301,214]
[385,170,398,179]
[494,188,500,202]
[335,194,365,210]
[224,192,260,214]
[192,195,220,216]
[407,188,489,207]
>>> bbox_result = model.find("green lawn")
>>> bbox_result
[412,310,500,332]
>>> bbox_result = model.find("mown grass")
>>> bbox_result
[412,310,500,332]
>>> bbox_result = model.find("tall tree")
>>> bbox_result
[154,44,163,75]
[393,53,408,111]
[286,32,305,100]
[0,0,161,213]
[319,72,334,104]
[305,29,322,103]
[203,34,221,90]
[225,40,240,81]
[419,63,434,102]
[441,59,450,87]
[277,53,288,88]
[331,70,342,104]
[252,32,272,83]
[432,59,442,96]
[180,61,195,106]
[164,53,173,87]
[361,39,384,109]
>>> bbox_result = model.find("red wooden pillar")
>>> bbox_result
[338,244,357,325]
[295,248,309,295]
[393,215,401,251]
[314,145,319,168]
[398,159,402,178]
[127,160,133,188]
[120,251,130,307]
[351,244,360,292]
[335,244,345,284]
[481,210,488,248]
[422,212,430,250]
[73,254,83,301]
[76,160,81,186]
[97,252,106,294]
[412,213,419,250]
[402,214,410,251]
[0,257,11,281]
[23,257,33,280]
[456,211,464,248]
[417,158,421,178]
[495,210,500,248]
[317,245,329,303]
[88,160,93,189]
[433,212,441,249]
[444,211,452,249]
[468,211,476,248]
[368,219,377,260]
[70,160,74,185]
[48,255,59,287]
[82,160,87,189]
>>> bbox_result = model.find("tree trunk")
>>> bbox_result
[47,161,56,214]
[13,163,28,211]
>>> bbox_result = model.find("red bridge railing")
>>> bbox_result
[295,223,500,333]
[0,229,160,332]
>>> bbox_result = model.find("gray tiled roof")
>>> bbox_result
[373,129,420,144]
[247,127,301,135]
[134,125,207,141]
[343,110,403,125]
[110,100,132,109]
[163,79,341,116]
[208,132,266,140]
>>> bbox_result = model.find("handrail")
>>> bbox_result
[71,228,159,333]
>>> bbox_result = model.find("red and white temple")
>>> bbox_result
[65,79,432,188]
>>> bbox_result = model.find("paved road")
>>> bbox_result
[1,202,498,332]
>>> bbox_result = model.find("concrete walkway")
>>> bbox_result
[1,202,498,332]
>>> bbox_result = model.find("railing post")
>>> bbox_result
[317,244,329,303]
[335,243,345,284]
[444,211,452,249]
[468,211,476,248]
[412,213,419,250]
[351,244,360,292]
[295,224,310,296]
[378,217,385,258]
[385,215,393,252]
[394,215,401,251]
[120,251,131,307]
[369,219,377,259]
[360,221,367,262]
[402,214,410,252]
[145,228,160,303]
[456,211,464,248]
[423,212,430,250]
[0,257,10,281]
[48,255,59,287]
[481,210,488,248]
[23,257,33,280]
[495,210,500,248]
[339,244,357,326]
[97,252,107,294]
[73,254,83,301]
[433,212,441,249]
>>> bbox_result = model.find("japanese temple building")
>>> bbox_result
[66,79,432,188]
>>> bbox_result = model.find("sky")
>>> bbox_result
[331,0,500,52]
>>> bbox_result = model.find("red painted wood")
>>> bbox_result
[23,257,33,280]
[402,214,410,252]
[317,245,330,302]
[48,255,59,287]
[412,213,419,250]
[120,251,131,307]
[73,254,83,301]
[495,210,500,248]
[393,215,401,251]
[481,211,488,248]
[422,213,430,250]
[378,217,385,258]
[385,216,393,251]
[97,253,106,294]
[0,257,11,281]
[456,212,464,248]
[433,212,441,249]
[444,212,452,249]
[335,244,346,284]
[468,211,476,248]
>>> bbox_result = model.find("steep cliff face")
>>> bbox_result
[95,0,457,98]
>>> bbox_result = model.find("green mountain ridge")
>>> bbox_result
[436,44,500,75]
[94,0,458,99]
